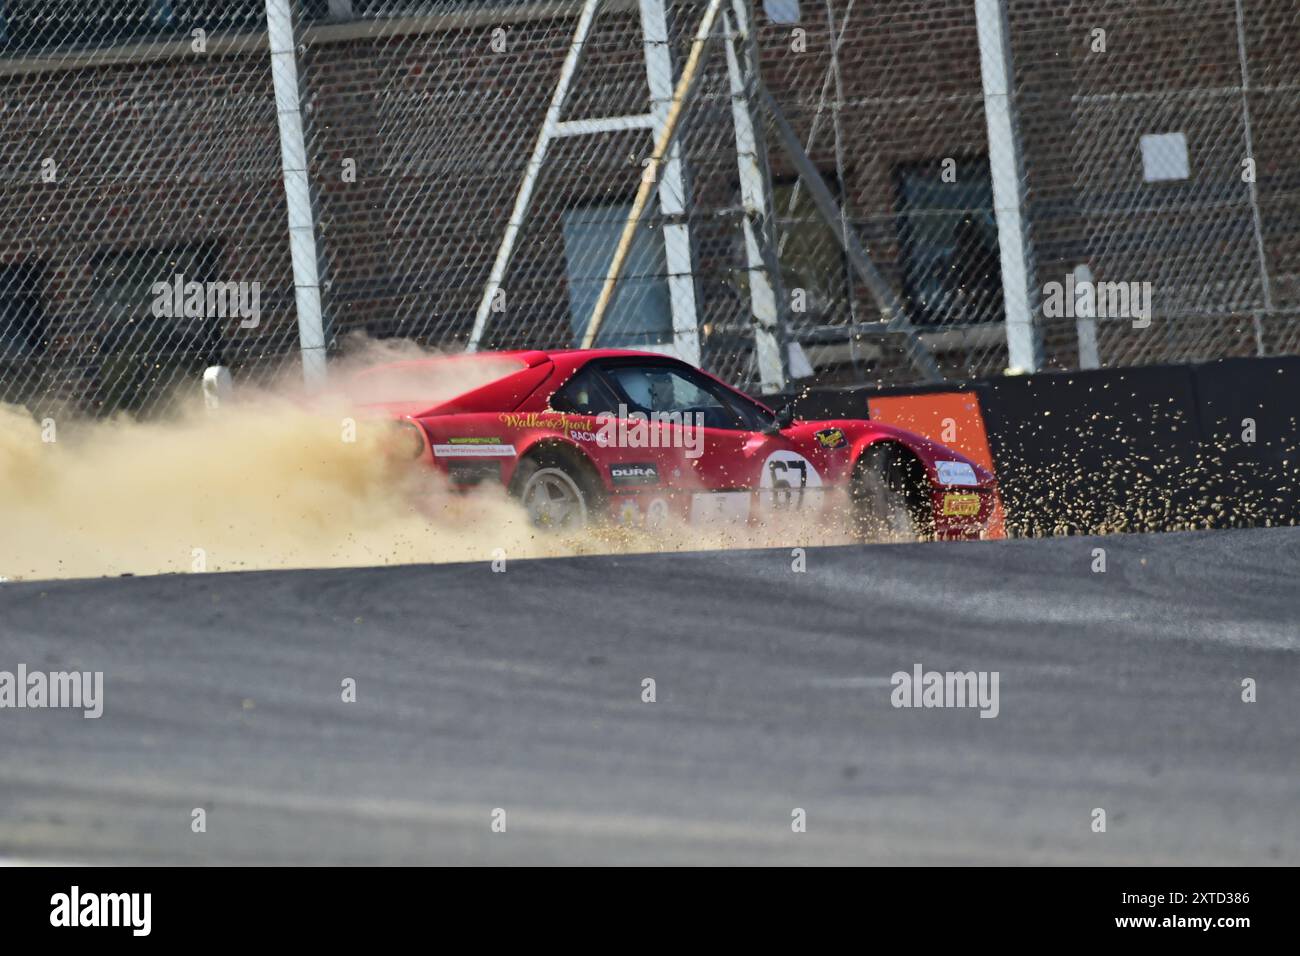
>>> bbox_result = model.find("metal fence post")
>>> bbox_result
[974,0,1039,373]
[266,0,328,386]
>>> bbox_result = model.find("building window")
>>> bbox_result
[771,178,853,328]
[90,242,224,412]
[764,0,800,25]
[722,175,853,339]
[894,157,1002,326]
[0,261,46,359]
[561,203,672,348]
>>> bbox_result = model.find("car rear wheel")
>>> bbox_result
[850,444,933,542]
[511,450,602,532]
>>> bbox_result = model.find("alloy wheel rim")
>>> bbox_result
[521,468,588,530]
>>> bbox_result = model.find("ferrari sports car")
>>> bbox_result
[353,348,997,540]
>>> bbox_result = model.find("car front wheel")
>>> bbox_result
[850,444,934,542]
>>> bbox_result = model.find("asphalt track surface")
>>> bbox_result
[1,527,1297,865]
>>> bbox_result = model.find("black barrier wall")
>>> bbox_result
[1191,357,1300,528]
[975,366,1204,535]
[768,357,1300,536]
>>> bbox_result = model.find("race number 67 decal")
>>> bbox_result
[760,450,822,510]
[768,458,807,509]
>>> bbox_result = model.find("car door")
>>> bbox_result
[649,361,829,519]
[588,359,793,525]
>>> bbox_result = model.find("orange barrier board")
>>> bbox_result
[867,391,1006,539]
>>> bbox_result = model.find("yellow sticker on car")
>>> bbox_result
[942,492,981,517]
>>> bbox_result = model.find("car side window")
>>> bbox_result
[721,389,777,432]
[548,366,621,415]
[601,363,745,430]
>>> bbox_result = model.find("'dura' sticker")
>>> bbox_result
[610,463,659,487]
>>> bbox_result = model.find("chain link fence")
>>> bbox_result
[1,0,1298,415]
[1013,0,1300,371]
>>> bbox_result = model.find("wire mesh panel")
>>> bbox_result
[1010,0,1300,370]
[300,0,1003,390]
[3,0,1300,414]
[0,2,298,415]
[750,0,1010,384]
[303,2,751,365]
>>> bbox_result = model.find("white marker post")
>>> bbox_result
[202,365,233,410]
[1073,264,1100,370]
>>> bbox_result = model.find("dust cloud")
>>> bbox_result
[0,397,558,582]
[0,340,854,582]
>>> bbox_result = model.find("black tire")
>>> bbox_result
[509,447,605,532]
[850,443,934,542]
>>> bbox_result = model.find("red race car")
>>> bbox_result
[351,348,997,541]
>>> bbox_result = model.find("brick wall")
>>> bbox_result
[2,0,1299,411]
